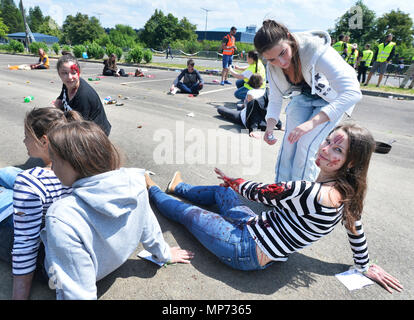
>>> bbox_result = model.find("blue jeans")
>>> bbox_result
[148,184,270,271]
[222,55,233,69]
[0,166,23,263]
[275,94,343,182]
[177,82,203,94]
[234,79,248,100]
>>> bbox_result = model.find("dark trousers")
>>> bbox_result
[177,82,203,94]
[217,106,242,125]
[357,64,368,83]
[103,68,127,77]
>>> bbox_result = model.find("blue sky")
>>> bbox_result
[22,0,414,32]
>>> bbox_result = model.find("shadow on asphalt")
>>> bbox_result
[95,199,349,299]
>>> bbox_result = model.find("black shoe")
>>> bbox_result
[275,120,282,130]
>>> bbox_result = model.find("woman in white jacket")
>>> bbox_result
[254,20,362,182]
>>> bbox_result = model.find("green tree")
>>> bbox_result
[61,13,105,45]
[140,9,197,49]
[27,5,43,32]
[109,24,138,49]
[37,16,62,38]
[0,15,9,38]
[328,0,376,46]
[373,9,414,47]
[0,0,24,33]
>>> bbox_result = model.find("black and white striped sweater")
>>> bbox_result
[229,179,369,271]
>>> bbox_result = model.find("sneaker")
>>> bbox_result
[224,80,232,85]
[170,87,178,95]
[220,81,225,86]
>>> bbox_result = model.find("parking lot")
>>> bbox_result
[0,53,413,301]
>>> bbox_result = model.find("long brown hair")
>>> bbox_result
[47,121,121,179]
[332,123,376,234]
[254,20,302,84]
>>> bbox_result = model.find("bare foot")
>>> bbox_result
[166,171,183,193]
[144,173,158,190]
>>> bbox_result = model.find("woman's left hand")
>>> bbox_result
[288,121,313,144]
[364,264,403,293]
[169,246,194,264]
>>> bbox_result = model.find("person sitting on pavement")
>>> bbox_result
[103,53,128,77]
[228,50,266,102]
[145,123,403,294]
[0,107,82,300]
[42,120,194,300]
[169,59,204,96]
[30,48,49,70]
[53,54,112,136]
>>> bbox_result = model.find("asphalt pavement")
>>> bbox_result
[0,53,413,301]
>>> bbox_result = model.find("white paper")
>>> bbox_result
[137,250,165,267]
[335,268,374,291]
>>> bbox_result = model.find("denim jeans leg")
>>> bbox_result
[176,82,192,94]
[234,86,248,100]
[291,99,342,181]
[0,166,22,189]
[236,79,245,89]
[148,185,259,270]
[275,95,314,182]
[0,214,14,263]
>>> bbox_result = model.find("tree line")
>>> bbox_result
[1,0,413,61]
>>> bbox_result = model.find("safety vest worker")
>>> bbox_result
[347,49,359,66]
[222,33,236,56]
[360,49,374,67]
[376,41,396,62]
[244,60,267,90]
[332,41,345,55]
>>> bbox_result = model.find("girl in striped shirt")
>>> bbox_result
[146,123,403,294]
[0,107,80,300]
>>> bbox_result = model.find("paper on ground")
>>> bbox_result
[335,268,374,291]
[137,250,165,267]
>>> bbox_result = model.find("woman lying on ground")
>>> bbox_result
[217,73,281,138]
[145,123,403,294]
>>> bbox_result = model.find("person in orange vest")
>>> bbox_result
[220,26,237,85]
[364,34,396,87]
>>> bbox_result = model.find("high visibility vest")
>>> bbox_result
[222,34,236,56]
[40,54,49,68]
[361,49,374,67]
[347,49,359,65]
[346,43,353,59]
[332,41,344,54]
[244,60,266,90]
[376,42,396,62]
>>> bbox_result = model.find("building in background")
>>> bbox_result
[196,25,257,43]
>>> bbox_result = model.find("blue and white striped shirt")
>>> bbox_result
[12,167,72,276]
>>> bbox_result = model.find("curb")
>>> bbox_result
[361,89,414,100]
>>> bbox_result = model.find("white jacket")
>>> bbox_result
[266,31,362,123]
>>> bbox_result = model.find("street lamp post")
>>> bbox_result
[201,8,212,40]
